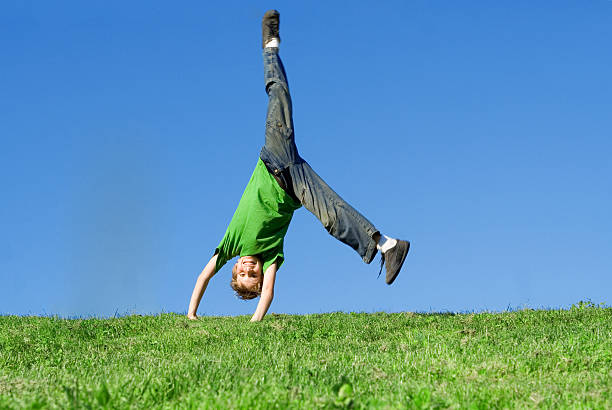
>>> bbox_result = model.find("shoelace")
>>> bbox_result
[377,252,385,279]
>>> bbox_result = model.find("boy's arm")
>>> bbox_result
[187,254,218,320]
[250,261,278,322]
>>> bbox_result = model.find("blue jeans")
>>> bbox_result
[259,48,379,264]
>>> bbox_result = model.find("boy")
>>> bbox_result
[187,10,409,322]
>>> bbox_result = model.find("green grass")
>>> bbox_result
[1,305,611,409]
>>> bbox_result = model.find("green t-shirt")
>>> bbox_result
[215,158,302,273]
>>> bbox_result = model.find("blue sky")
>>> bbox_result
[1,1,611,318]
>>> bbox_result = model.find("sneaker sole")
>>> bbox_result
[386,240,410,285]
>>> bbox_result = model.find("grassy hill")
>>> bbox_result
[1,305,611,408]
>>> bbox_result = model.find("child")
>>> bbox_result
[187,10,410,321]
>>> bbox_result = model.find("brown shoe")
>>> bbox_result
[381,240,410,285]
[262,10,280,49]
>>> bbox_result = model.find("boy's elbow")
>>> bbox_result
[261,279,275,296]
[263,288,274,301]
[259,284,274,302]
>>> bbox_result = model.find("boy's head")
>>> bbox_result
[230,255,263,300]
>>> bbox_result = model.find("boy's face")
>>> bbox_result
[234,255,263,292]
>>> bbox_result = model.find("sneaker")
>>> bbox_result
[380,240,410,285]
[262,9,280,49]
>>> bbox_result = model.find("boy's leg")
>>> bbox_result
[259,24,300,173]
[290,161,410,285]
[289,162,380,265]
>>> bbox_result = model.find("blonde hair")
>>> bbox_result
[230,263,262,300]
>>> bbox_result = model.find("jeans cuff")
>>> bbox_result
[362,229,380,264]
[263,47,280,55]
